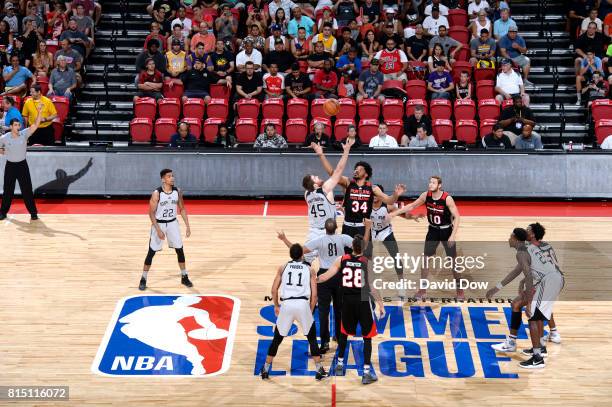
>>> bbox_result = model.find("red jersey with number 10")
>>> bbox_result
[378,48,402,74]
[339,254,369,296]
[343,179,374,223]
[426,190,453,227]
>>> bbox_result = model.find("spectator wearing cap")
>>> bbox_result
[303,122,331,148]
[186,42,207,69]
[317,6,339,31]
[241,25,266,52]
[3,3,19,34]
[262,63,285,99]
[22,83,58,146]
[269,0,298,23]
[144,22,167,52]
[428,25,462,64]
[422,6,449,37]
[135,58,164,101]
[1,96,23,132]
[498,25,532,86]
[236,39,263,72]
[336,47,361,79]
[312,22,338,55]
[382,8,402,33]
[469,28,496,68]
[495,58,530,106]
[378,21,404,51]
[493,7,516,40]
[234,61,264,104]
[48,56,77,100]
[498,94,536,143]
[180,57,212,103]
[427,60,454,100]
[424,0,449,16]
[334,0,358,27]
[169,122,198,147]
[369,122,399,148]
[288,7,315,38]
[265,24,289,54]
[254,123,288,148]
[337,27,357,57]
[168,23,190,54]
[264,38,295,73]
[514,124,543,150]
[408,125,438,147]
[1,54,34,97]
[482,123,512,149]
[406,25,430,62]
[190,22,215,54]
[468,0,490,21]
[214,4,238,47]
[374,38,409,84]
[403,104,432,143]
[59,18,91,58]
[206,39,235,86]
[313,59,339,98]
[285,62,312,100]
[171,6,192,38]
[166,38,187,80]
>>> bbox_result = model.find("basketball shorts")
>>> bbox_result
[304,227,326,264]
[149,219,183,251]
[340,295,377,338]
[424,226,456,257]
[276,299,314,336]
[529,273,564,321]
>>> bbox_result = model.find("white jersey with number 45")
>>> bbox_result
[305,188,336,230]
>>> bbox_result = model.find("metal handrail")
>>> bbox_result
[102,63,111,108]
[119,0,128,36]
[110,21,120,72]
[558,101,566,147]
[92,97,99,139]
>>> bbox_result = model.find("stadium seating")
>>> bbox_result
[310,117,332,136]
[286,98,309,119]
[285,118,308,143]
[207,99,229,120]
[158,98,181,119]
[311,98,328,118]
[262,98,284,120]
[595,119,612,145]
[405,80,427,100]
[337,98,357,120]
[182,98,206,119]
[357,99,380,120]
[385,119,403,141]
[236,98,260,119]
[448,26,470,44]
[51,96,70,123]
[454,99,476,120]
[591,99,612,123]
[406,99,428,116]
[432,119,454,143]
[334,119,355,140]
[130,118,153,143]
[358,119,380,143]
[382,99,404,120]
[480,119,498,138]
[473,68,497,82]
[209,84,230,100]
[182,117,202,139]
[478,99,500,120]
[430,99,452,120]
[476,81,496,100]
[448,9,468,27]
[154,118,177,143]
[260,118,282,134]
[455,120,478,144]
[203,117,225,142]
[134,97,157,120]
[162,80,184,99]
[235,118,258,143]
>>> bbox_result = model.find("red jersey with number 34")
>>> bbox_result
[340,254,368,295]
[425,190,453,227]
[343,179,374,223]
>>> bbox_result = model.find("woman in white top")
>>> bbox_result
[469,11,492,39]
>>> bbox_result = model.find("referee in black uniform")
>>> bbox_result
[0,103,43,220]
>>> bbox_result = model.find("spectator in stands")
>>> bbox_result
[48,1,67,40]
[374,38,408,83]
[22,20,43,62]
[3,3,19,35]
[423,6,449,37]
[313,58,338,98]
[428,43,451,72]
[469,11,492,40]
[468,0,490,21]
[337,27,357,58]
[498,25,533,86]
[190,22,214,54]
[235,61,264,104]
[2,55,34,97]
[236,39,263,72]
[357,58,384,102]
[22,84,57,145]
[48,56,77,100]
[493,7,516,40]
[23,3,44,35]
[168,23,189,54]
[498,94,536,143]
[215,4,238,48]
[514,124,542,150]
[246,1,269,34]
[582,71,609,106]
[360,0,380,26]
[0,21,12,67]
[172,6,192,38]
[285,62,312,99]
[336,47,361,79]
[264,38,295,73]
[424,0,448,16]
[317,7,338,31]
[360,30,379,62]
[482,123,512,148]
[262,63,285,99]
[207,39,235,86]
[574,22,608,87]
[254,123,288,148]
[242,24,266,52]
[271,8,290,36]
[180,58,212,102]
[470,28,496,68]
[604,11,612,38]
[308,41,331,71]
[335,0,358,27]
[575,50,603,105]
[428,25,461,66]
[69,0,102,25]
[403,104,432,142]
[303,122,331,148]
[151,4,173,35]
[144,22,167,52]
[495,58,530,106]
[406,24,429,62]
[408,125,438,147]
[135,58,163,101]
[312,22,337,55]
[337,124,362,149]
[291,27,310,62]
[378,22,404,51]
[11,36,31,68]
[215,125,238,147]
[288,7,315,38]
[568,0,596,41]
[73,3,95,57]
[456,71,473,99]
[1,96,24,132]
[580,8,602,35]
[56,38,84,80]
[369,122,399,148]
[166,39,187,81]
[269,0,297,21]
[32,41,54,79]
[601,134,612,149]
[60,18,91,58]
[169,121,198,147]
[427,60,454,100]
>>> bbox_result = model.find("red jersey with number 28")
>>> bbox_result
[340,254,368,296]
[378,48,402,74]
[343,179,374,223]
[426,190,453,227]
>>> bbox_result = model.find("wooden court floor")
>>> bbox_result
[1,212,611,406]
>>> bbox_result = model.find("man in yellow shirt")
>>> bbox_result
[166,39,187,81]
[312,23,337,56]
[22,84,58,146]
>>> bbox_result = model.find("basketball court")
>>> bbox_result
[2,199,612,406]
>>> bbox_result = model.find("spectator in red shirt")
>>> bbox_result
[135,58,163,101]
[47,1,67,40]
[262,63,285,99]
[313,59,338,99]
[144,22,167,52]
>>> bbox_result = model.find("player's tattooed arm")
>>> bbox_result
[313,142,350,189]
[178,189,191,238]
[387,191,426,220]
[272,265,283,316]
[317,256,341,284]
[322,138,354,194]
[447,195,460,245]
[149,190,164,239]
[309,267,317,312]
[486,259,524,299]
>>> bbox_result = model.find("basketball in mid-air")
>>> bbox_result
[323,99,340,116]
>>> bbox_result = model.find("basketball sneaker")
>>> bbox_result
[30,214,39,220]
[519,356,545,369]
[181,275,193,287]
[259,366,269,380]
[139,277,147,291]
[491,336,517,352]
[320,343,330,354]
[315,366,329,380]
[542,331,562,344]
[521,347,548,358]
[362,367,378,385]
[334,362,345,377]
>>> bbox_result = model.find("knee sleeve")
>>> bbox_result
[267,327,284,357]
[144,248,156,266]
[511,310,523,331]
[306,323,320,358]
[175,247,185,263]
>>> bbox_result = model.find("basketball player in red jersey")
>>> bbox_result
[387,176,462,299]
[313,143,406,237]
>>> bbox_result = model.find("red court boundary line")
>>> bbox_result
[2,199,612,217]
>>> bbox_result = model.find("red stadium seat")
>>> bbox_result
[451,45,470,62]
[381,80,405,93]
[262,98,285,120]
[405,99,428,117]
[163,79,184,99]
[334,119,356,140]
[448,26,470,45]
[236,98,260,119]
[154,118,177,143]
[310,117,332,136]
[311,98,328,118]
[203,117,224,142]
[385,119,403,142]
[50,96,70,122]
[478,98,500,120]
[476,80,496,100]
[501,99,514,110]
[285,118,308,143]
[182,117,202,139]
[209,83,230,100]
[405,80,427,100]
[52,119,63,143]
[592,99,612,122]
[455,120,478,144]
[37,76,49,96]
[451,61,473,83]
[207,98,229,120]
[130,118,153,143]
[430,99,452,120]
[260,118,282,134]
[480,118,498,139]
[286,98,309,119]
[407,61,427,80]
[337,98,357,120]
[454,99,476,120]
[432,119,453,143]
[182,98,206,119]
[134,97,157,120]
[46,40,59,55]
[235,117,258,143]
[448,9,468,27]
[358,119,379,144]
[595,119,612,145]
[13,96,22,110]
[157,98,181,119]
[357,98,380,120]
[382,99,404,120]
[473,68,497,83]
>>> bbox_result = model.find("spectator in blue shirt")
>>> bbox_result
[498,25,533,86]
[2,95,24,132]
[514,124,543,150]
[427,60,454,100]
[336,47,361,80]
[287,7,315,38]
[493,7,516,40]
[169,122,198,147]
[1,54,34,97]
[576,51,603,105]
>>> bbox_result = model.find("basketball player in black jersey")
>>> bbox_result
[313,143,406,237]
[388,176,461,299]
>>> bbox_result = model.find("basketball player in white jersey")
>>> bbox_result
[260,244,328,381]
[139,168,192,291]
[301,139,354,265]
[277,218,353,353]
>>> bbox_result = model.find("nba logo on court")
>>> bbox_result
[92,295,240,377]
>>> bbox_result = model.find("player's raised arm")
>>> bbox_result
[178,189,191,238]
[446,195,460,244]
[318,256,341,283]
[390,203,424,222]
[276,231,313,253]
[271,265,284,316]
[322,138,354,194]
[387,191,427,220]
[149,190,164,240]
[313,143,350,189]
[374,183,406,205]
[309,266,317,312]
